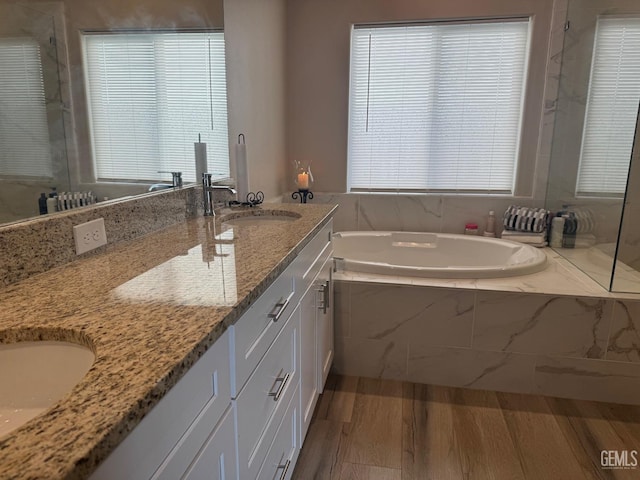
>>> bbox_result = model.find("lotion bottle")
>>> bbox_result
[483,211,496,237]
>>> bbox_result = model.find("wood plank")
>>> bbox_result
[339,462,402,480]
[449,387,526,480]
[402,382,464,480]
[343,377,403,469]
[291,419,350,480]
[547,397,640,480]
[497,391,593,480]
[595,402,640,451]
[315,374,359,423]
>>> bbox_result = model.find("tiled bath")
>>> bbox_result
[333,249,640,405]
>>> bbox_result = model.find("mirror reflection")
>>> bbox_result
[0,0,226,225]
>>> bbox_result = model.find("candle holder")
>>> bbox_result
[292,189,314,204]
[229,191,264,207]
[293,160,314,203]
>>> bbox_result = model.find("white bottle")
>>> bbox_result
[550,216,565,248]
[483,211,496,237]
[46,196,57,214]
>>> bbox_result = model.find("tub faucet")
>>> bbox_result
[202,173,237,216]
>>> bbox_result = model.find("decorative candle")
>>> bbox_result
[298,172,309,189]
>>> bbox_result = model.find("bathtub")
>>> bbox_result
[332,231,547,278]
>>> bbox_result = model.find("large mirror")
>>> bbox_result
[545,0,640,292]
[0,0,226,225]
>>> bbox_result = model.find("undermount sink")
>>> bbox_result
[0,341,95,438]
[221,210,301,227]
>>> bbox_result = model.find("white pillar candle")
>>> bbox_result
[194,136,207,183]
[235,135,249,202]
[298,172,309,189]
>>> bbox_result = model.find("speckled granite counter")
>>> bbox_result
[0,203,336,480]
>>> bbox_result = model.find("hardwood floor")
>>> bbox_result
[292,375,640,480]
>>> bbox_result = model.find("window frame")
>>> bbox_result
[81,28,229,185]
[346,17,533,196]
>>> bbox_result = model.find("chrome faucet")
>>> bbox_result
[158,171,183,188]
[202,173,237,216]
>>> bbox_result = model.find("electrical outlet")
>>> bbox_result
[73,218,107,255]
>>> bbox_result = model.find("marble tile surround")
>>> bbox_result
[334,279,640,405]
[287,192,538,236]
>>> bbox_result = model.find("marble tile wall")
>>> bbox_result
[0,187,198,287]
[334,280,640,405]
[288,193,537,236]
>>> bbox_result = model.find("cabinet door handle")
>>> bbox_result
[268,296,290,322]
[268,369,291,401]
[276,458,291,480]
[316,281,329,314]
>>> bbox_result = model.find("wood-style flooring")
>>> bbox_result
[292,375,640,480]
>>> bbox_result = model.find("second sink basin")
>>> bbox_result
[220,210,301,227]
[0,341,95,439]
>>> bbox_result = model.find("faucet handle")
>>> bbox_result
[158,171,183,188]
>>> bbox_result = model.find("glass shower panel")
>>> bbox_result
[611,112,640,293]
[545,0,640,291]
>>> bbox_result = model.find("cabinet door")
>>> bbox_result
[299,283,318,442]
[181,406,237,480]
[315,258,334,393]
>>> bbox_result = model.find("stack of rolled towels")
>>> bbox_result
[500,205,550,247]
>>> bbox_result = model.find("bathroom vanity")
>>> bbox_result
[0,203,336,480]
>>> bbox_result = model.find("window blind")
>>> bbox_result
[576,17,640,196]
[348,20,530,193]
[83,32,229,183]
[0,37,52,178]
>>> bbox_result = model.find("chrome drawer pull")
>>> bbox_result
[316,281,329,314]
[268,369,291,401]
[268,296,290,322]
[276,458,291,480]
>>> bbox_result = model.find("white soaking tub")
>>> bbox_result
[332,231,547,278]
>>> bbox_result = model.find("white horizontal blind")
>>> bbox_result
[0,37,52,178]
[84,32,229,183]
[348,20,530,193]
[576,17,640,196]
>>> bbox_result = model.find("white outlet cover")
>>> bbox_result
[73,218,107,255]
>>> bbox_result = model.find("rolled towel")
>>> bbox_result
[503,206,550,233]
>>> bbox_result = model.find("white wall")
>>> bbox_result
[285,0,556,198]
[224,0,288,201]
[283,0,566,233]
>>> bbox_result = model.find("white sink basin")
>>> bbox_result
[0,341,95,438]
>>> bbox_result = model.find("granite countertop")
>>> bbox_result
[0,203,336,480]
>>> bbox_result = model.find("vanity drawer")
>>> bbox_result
[236,308,299,480]
[231,268,294,397]
[91,331,231,480]
[256,383,300,480]
[288,220,333,304]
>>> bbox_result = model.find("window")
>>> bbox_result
[348,20,530,193]
[576,16,640,197]
[83,31,229,183]
[0,37,52,178]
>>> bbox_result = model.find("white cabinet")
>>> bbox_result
[91,331,232,480]
[235,306,299,480]
[299,244,334,441]
[316,257,334,393]
[90,218,334,480]
[172,406,237,480]
[299,281,318,441]
[256,384,300,480]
